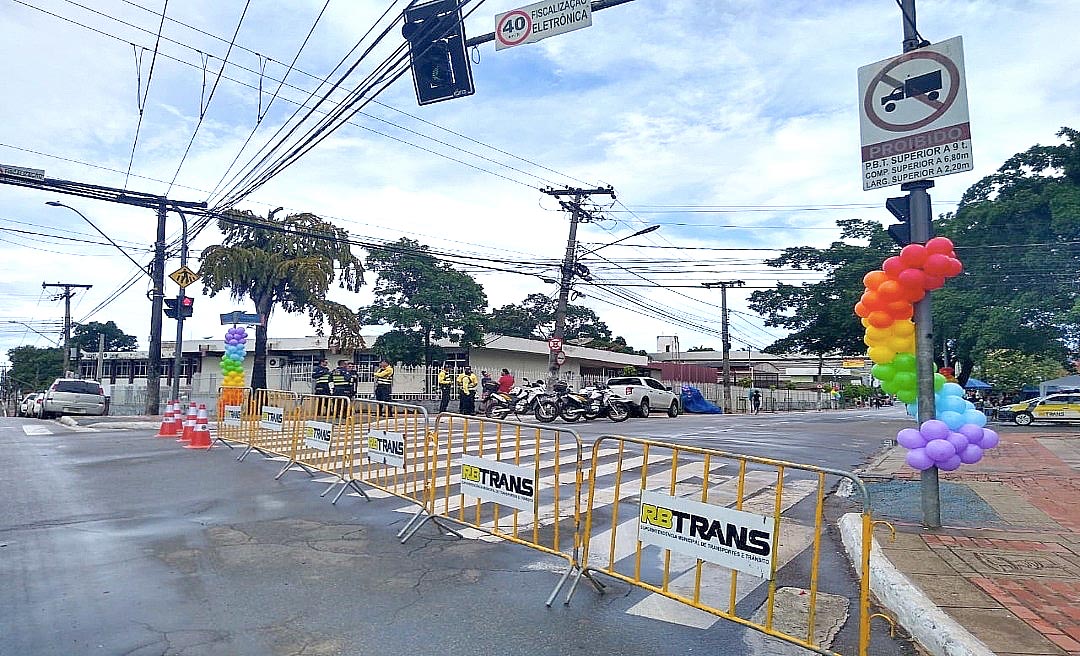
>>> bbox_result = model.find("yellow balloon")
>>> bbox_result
[889,336,914,352]
[861,318,871,328]
[893,320,916,337]
[868,346,897,364]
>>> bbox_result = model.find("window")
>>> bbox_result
[54,380,103,394]
[131,360,147,378]
[646,378,666,390]
[607,377,639,387]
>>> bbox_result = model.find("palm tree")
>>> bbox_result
[200,209,364,391]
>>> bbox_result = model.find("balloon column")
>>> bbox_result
[854,237,998,471]
[221,326,248,387]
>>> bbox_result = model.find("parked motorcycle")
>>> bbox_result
[582,383,631,423]
[552,380,594,422]
[483,379,552,421]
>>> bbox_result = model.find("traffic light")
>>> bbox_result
[885,196,911,246]
[402,0,474,106]
[164,296,194,319]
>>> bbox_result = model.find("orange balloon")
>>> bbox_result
[863,270,889,289]
[868,311,894,328]
[878,279,903,301]
[862,290,886,311]
[854,302,870,318]
[889,303,914,321]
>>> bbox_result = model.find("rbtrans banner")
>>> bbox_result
[223,405,242,427]
[259,406,284,431]
[303,421,333,452]
[459,454,536,512]
[367,429,405,468]
[638,489,775,579]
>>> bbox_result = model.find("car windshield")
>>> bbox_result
[54,380,102,394]
[607,378,638,386]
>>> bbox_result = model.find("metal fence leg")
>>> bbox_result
[545,565,575,608]
[237,445,253,461]
[331,479,369,504]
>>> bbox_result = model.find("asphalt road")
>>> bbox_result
[0,410,919,656]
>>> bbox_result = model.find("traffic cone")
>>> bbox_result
[185,404,212,450]
[156,401,177,438]
[178,402,197,443]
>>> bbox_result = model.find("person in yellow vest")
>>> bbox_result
[437,362,453,413]
[331,360,350,398]
[373,359,393,402]
[457,366,479,415]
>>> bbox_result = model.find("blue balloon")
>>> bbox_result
[906,401,919,418]
[942,382,965,397]
[939,410,965,430]
[940,395,967,414]
[963,409,987,427]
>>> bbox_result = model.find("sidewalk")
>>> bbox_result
[856,427,1080,655]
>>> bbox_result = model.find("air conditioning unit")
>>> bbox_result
[267,356,286,368]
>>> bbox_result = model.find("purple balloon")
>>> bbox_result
[905,447,934,471]
[897,428,926,449]
[959,444,984,465]
[946,432,970,454]
[937,454,963,471]
[920,419,950,441]
[959,424,985,443]
[981,429,1000,449]
[925,438,956,462]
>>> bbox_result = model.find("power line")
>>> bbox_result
[122,0,168,190]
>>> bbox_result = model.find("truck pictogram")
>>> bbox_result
[881,70,942,112]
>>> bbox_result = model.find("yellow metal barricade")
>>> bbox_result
[272,394,356,486]
[401,413,584,606]
[567,435,873,656]
[328,400,433,516]
[238,389,302,463]
[215,387,252,449]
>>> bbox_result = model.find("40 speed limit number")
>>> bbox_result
[496,10,532,48]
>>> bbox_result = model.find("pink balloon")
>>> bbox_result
[981,429,1000,449]
[905,447,934,470]
[925,438,956,462]
[920,420,950,441]
[937,454,963,471]
[959,444,984,464]
[897,428,927,449]
[946,432,970,453]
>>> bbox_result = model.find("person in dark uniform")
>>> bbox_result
[312,359,332,396]
[332,360,351,398]
[437,362,453,413]
[373,359,393,402]
[345,361,358,398]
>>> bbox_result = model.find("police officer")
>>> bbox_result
[457,366,478,415]
[437,362,453,413]
[332,360,351,398]
[373,358,393,402]
[344,361,358,398]
[312,358,332,396]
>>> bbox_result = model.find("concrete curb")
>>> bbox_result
[838,513,994,656]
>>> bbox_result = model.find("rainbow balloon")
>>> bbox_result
[221,326,248,387]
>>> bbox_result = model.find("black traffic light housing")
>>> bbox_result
[402,0,474,106]
[164,296,194,319]
[884,195,935,246]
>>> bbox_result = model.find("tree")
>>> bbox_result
[687,345,716,352]
[370,329,441,367]
[200,210,364,391]
[584,335,647,355]
[71,321,137,352]
[975,349,1065,393]
[7,346,63,391]
[487,293,613,341]
[360,238,487,365]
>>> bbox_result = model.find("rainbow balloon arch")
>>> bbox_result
[221,326,248,388]
[855,237,999,472]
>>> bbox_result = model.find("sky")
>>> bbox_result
[1,0,1077,365]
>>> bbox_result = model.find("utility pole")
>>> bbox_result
[42,282,93,376]
[702,280,744,412]
[899,0,941,528]
[541,185,617,386]
[170,209,191,403]
[147,202,167,414]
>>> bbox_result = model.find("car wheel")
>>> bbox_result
[667,401,679,418]
[638,398,650,417]
[1014,412,1033,426]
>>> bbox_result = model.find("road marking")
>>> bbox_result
[22,424,53,435]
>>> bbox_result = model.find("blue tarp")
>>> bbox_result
[680,386,723,414]
[964,377,992,390]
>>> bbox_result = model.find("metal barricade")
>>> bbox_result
[215,387,252,449]
[401,413,584,606]
[328,399,433,514]
[238,389,303,462]
[567,435,873,656]
[273,394,356,486]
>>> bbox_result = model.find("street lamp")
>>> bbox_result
[578,224,659,258]
[46,202,149,275]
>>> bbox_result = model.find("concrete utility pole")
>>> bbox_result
[42,282,93,376]
[899,0,941,528]
[170,208,191,403]
[541,185,617,387]
[702,280,744,412]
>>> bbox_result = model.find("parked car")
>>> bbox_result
[998,393,1080,426]
[606,376,680,418]
[30,392,46,418]
[18,393,40,417]
[40,378,107,418]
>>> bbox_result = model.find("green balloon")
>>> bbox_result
[892,353,917,371]
[881,379,899,394]
[894,372,917,389]
[896,388,917,404]
[934,373,946,391]
[871,363,896,381]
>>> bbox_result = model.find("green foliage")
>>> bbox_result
[371,330,440,366]
[843,383,875,400]
[974,349,1065,393]
[585,335,646,355]
[687,345,716,352]
[71,321,137,352]
[200,210,364,390]
[737,377,753,388]
[487,293,613,341]
[7,346,63,391]
[360,238,487,365]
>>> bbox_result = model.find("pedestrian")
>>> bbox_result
[373,358,393,402]
[332,360,351,398]
[458,366,478,415]
[497,368,515,394]
[312,358,332,396]
[345,361,358,398]
[479,370,494,404]
[437,362,453,413]
[751,388,762,414]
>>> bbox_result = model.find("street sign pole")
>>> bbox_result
[170,209,190,403]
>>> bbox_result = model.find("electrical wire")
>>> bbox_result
[122,0,167,190]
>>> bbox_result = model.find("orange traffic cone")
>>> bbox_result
[185,404,212,450]
[156,401,177,438]
[178,402,197,443]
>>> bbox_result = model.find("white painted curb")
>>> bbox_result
[838,513,995,656]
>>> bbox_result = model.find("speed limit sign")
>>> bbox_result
[495,10,532,49]
[494,0,592,51]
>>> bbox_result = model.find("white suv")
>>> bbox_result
[41,379,107,418]
[606,376,680,418]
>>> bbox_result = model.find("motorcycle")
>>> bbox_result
[483,379,553,421]
[552,380,595,422]
[581,383,631,423]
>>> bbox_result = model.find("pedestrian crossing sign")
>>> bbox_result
[169,265,200,288]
